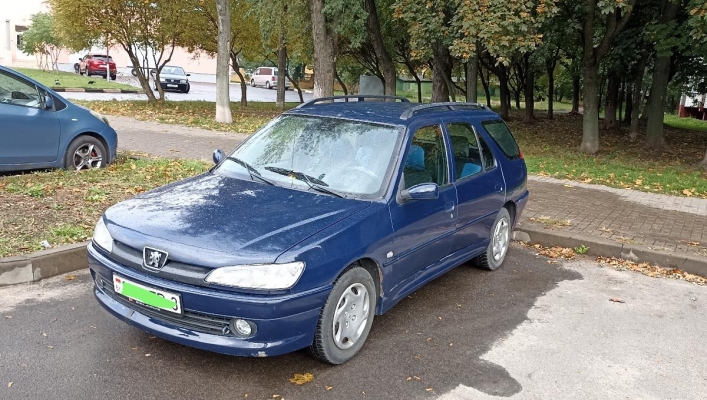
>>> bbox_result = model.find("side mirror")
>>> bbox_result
[213,149,225,165]
[44,96,54,110]
[186,73,191,76]
[400,183,439,201]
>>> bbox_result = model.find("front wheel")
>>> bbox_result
[181,84,190,94]
[473,207,511,270]
[250,79,255,87]
[64,136,107,171]
[310,267,376,364]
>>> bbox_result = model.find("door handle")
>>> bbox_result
[445,202,455,212]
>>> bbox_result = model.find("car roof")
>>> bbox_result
[284,97,501,126]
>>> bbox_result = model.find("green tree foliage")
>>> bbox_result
[51,0,189,102]
[20,13,63,72]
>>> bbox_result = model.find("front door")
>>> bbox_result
[0,70,61,166]
[389,123,457,286]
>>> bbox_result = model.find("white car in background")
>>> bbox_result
[250,66,290,90]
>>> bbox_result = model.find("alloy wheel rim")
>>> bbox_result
[332,283,370,350]
[73,144,103,170]
[492,217,509,261]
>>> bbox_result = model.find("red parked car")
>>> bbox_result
[79,54,117,80]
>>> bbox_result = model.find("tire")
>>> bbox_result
[310,266,376,364]
[473,207,511,271]
[265,81,271,89]
[250,79,255,87]
[181,84,190,94]
[131,69,138,76]
[85,68,91,77]
[64,136,108,171]
[110,74,116,81]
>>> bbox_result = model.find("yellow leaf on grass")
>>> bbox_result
[683,189,694,197]
[289,373,314,385]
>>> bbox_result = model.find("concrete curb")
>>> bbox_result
[0,242,89,287]
[513,226,707,278]
[50,87,144,94]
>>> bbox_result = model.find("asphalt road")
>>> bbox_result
[1,245,704,399]
[60,79,313,103]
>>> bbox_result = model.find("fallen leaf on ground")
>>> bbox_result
[325,386,333,390]
[426,388,434,392]
[288,373,314,385]
[145,354,151,357]
[597,256,706,285]
[64,274,77,281]
[609,298,625,303]
[8,382,13,388]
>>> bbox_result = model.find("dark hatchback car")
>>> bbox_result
[154,66,190,93]
[88,96,528,364]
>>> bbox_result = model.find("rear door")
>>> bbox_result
[0,70,61,165]
[444,120,505,254]
[389,122,458,285]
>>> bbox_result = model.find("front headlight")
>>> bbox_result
[160,78,166,82]
[205,262,305,290]
[179,79,187,84]
[92,218,113,253]
[89,109,110,126]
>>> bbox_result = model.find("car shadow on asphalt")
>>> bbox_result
[102,245,582,399]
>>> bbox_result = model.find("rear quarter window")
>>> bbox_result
[482,120,521,159]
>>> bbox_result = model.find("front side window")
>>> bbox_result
[0,71,42,108]
[403,125,449,189]
[217,115,403,198]
[447,123,484,180]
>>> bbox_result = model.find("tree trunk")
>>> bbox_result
[547,60,556,119]
[334,67,348,96]
[580,64,600,154]
[124,48,156,102]
[230,51,247,107]
[285,69,304,103]
[402,59,422,102]
[365,0,396,98]
[524,68,535,122]
[623,83,632,126]
[465,49,479,103]
[215,0,232,123]
[479,66,491,107]
[645,1,680,148]
[627,56,647,141]
[276,31,287,109]
[571,74,580,114]
[431,42,452,102]
[309,0,335,98]
[498,65,510,119]
[618,79,625,126]
[603,73,620,130]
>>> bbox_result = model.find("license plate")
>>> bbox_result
[167,84,177,87]
[113,275,182,314]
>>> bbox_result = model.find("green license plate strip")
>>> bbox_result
[113,275,182,314]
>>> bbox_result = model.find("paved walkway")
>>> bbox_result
[112,117,707,260]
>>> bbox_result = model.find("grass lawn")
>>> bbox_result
[664,114,707,132]
[0,153,208,257]
[75,100,299,133]
[13,67,137,91]
[508,112,707,199]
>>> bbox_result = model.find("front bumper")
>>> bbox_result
[158,82,189,91]
[88,243,327,357]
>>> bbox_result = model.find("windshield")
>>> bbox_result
[216,115,403,198]
[162,66,186,76]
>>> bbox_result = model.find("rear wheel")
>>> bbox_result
[64,136,107,171]
[265,81,271,89]
[85,68,91,77]
[473,207,511,271]
[310,267,376,364]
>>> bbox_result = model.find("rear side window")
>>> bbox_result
[482,120,520,159]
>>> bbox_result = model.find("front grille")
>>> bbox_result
[98,276,232,336]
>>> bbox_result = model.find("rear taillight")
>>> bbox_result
[519,149,524,159]
[272,75,276,81]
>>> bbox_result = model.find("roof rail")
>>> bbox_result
[295,95,410,109]
[399,102,487,120]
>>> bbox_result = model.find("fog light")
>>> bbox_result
[231,318,252,336]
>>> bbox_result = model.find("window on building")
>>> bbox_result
[5,20,10,50]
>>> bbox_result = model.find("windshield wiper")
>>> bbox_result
[264,166,346,198]
[226,157,275,186]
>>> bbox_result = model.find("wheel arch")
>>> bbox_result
[66,132,111,163]
[503,200,516,225]
[337,257,384,312]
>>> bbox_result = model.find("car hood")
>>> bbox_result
[103,173,370,265]
[160,73,187,80]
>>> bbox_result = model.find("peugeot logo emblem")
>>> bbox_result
[143,246,169,270]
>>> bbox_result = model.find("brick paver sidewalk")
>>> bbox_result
[112,117,707,260]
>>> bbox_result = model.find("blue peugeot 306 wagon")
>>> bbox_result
[89,95,528,364]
